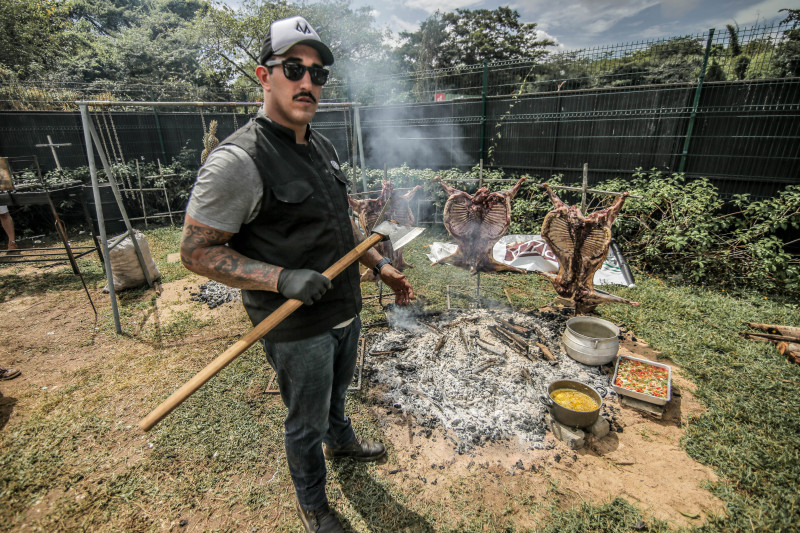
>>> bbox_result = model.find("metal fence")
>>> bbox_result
[0,21,798,198]
[333,22,797,104]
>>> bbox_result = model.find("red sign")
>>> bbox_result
[434,93,446,102]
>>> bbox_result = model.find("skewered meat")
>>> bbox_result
[539,183,640,314]
[348,181,422,281]
[434,176,528,274]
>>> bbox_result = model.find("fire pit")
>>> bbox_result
[367,305,614,453]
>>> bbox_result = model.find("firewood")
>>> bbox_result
[476,338,506,356]
[536,342,556,361]
[434,334,447,353]
[741,331,800,344]
[488,325,527,354]
[497,318,531,335]
[777,342,800,365]
[459,327,470,350]
[745,322,800,337]
[473,357,504,373]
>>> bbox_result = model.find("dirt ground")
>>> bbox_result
[0,268,725,530]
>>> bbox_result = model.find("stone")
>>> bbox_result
[620,395,666,418]
[589,415,610,439]
[546,414,585,450]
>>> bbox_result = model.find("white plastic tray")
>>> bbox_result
[611,355,672,406]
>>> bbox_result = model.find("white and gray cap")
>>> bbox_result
[259,16,334,66]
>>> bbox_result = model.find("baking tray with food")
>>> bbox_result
[612,355,672,405]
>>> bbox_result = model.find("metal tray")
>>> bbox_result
[611,355,672,406]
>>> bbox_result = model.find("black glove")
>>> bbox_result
[277,268,332,305]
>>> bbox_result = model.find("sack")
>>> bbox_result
[103,230,161,292]
[0,158,14,191]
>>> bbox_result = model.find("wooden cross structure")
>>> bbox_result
[549,163,642,213]
[35,135,72,171]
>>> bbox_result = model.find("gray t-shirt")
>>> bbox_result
[186,144,263,233]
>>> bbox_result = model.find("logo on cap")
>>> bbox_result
[296,21,312,35]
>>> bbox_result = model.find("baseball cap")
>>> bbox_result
[259,16,334,66]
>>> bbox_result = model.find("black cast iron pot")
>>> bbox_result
[539,379,607,428]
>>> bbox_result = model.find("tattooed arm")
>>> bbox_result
[180,214,283,292]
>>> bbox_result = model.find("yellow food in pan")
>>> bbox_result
[551,389,599,412]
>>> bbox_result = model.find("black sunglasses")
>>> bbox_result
[265,60,329,86]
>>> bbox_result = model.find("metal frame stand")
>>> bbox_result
[76,100,362,334]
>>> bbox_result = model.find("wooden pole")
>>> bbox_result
[139,232,384,431]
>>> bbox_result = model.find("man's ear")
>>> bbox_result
[256,65,271,91]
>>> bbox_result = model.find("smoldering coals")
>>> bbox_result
[368,307,611,454]
[190,280,241,309]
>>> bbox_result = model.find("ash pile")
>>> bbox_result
[190,280,241,309]
[367,305,612,454]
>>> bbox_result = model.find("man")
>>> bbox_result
[180,15,414,533]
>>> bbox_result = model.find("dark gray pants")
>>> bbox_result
[260,316,360,510]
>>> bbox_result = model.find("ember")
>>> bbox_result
[367,307,614,453]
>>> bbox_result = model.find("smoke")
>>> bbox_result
[361,104,472,170]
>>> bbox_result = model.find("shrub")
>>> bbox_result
[599,169,800,295]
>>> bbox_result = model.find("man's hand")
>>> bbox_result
[277,269,332,305]
[377,265,414,305]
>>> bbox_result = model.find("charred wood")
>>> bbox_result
[536,342,556,361]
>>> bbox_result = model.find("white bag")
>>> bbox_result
[103,230,161,292]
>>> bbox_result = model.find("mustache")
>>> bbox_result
[293,91,317,103]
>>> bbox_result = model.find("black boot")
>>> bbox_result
[296,500,344,533]
[323,436,386,462]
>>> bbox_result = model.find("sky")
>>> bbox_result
[224,0,795,50]
[353,0,793,49]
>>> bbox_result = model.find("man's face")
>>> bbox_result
[259,45,324,132]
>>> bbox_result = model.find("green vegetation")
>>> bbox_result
[1,225,799,531]
[1,2,797,108]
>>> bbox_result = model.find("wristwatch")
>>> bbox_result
[373,257,392,276]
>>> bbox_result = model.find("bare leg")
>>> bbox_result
[0,212,16,248]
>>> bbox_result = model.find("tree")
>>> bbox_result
[396,7,553,71]
[773,8,800,77]
[0,0,76,79]
[196,0,390,101]
[51,0,225,98]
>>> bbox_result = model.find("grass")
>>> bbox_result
[1,224,799,531]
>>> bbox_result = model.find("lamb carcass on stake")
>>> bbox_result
[539,182,640,314]
[434,176,528,274]
[348,181,422,281]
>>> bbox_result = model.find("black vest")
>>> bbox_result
[220,115,361,342]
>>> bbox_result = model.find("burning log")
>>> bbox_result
[434,176,528,274]
[434,334,447,353]
[497,318,531,336]
[539,183,640,314]
[370,346,407,355]
[488,325,522,351]
[473,357,505,373]
[536,342,556,362]
[476,338,506,356]
[459,327,471,350]
[488,325,528,356]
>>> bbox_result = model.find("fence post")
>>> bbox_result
[679,28,715,173]
[479,59,489,163]
[151,104,167,162]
